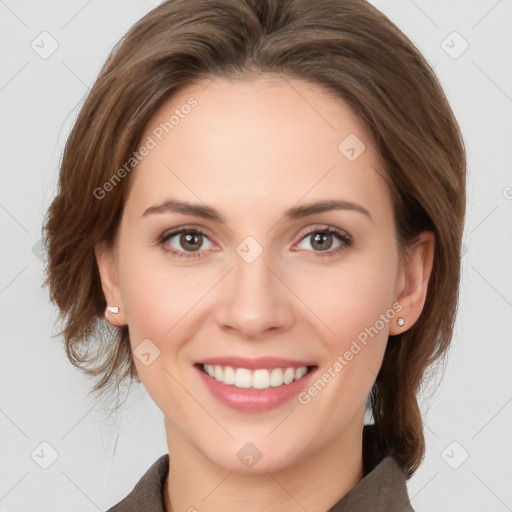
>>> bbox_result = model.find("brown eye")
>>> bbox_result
[310,232,334,251]
[178,231,203,251]
[295,227,352,257]
[159,228,215,257]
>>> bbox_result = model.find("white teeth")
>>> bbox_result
[234,368,252,388]
[269,368,284,387]
[252,369,270,389]
[295,367,307,380]
[283,367,295,384]
[202,364,310,389]
[223,366,235,385]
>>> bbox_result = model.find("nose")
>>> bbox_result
[214,249,295,339]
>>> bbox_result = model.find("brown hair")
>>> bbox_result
[43,0,466,478]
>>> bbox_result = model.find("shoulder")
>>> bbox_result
[328,425,415,511]
[105,454,169,512]
[330,455,415,511]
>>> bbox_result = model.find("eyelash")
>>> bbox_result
[158,225,352,259]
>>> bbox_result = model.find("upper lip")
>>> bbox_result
[197,356,317,370]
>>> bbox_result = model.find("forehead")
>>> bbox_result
[124,75,392,224]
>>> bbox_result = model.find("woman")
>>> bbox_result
[43,0,466,510]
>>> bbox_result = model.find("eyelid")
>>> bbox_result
[159,224,214,238]
[158,223,351,244]
[295,223,351,242]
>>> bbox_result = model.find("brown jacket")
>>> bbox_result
[106,424,414,511]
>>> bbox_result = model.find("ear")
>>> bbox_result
[389,231,435,335]
[95,241,127,326]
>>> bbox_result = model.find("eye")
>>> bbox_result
[158,227,215,258]
[294,226,352,257]
[157,225,352,259]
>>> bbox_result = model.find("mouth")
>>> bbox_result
[195,362,318,390]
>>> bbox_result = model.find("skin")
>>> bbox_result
[96,75,434,512]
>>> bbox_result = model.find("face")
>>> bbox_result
[97,75,413,473]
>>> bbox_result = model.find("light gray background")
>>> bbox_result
[1,1,511,511]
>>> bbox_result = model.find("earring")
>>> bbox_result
[107,306,119,314]
[397,317,404,327]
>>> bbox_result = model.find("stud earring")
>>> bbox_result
[107,306,119,314]
[397,317,404,327]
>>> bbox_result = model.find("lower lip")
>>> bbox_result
[195,365,317,412]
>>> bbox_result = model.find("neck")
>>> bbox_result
[163,418,364,512]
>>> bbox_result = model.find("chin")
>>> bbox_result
[197,436,309,475]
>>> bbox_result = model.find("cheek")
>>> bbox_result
[116,248,200,406]
[117,243,202,341]
[303,257,397,344]
[298,264,395,423]
[296,250,398,402]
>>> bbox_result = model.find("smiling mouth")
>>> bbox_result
[196,363,317,390]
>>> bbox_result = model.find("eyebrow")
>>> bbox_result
[142,198,373,223]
